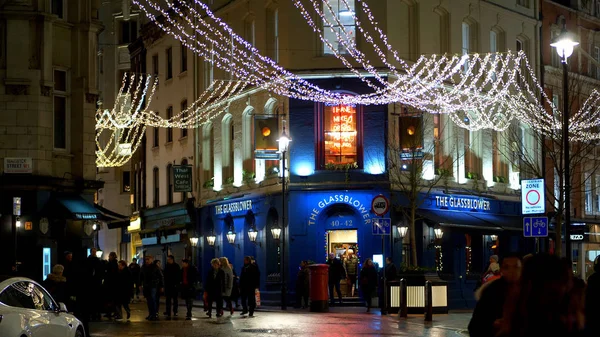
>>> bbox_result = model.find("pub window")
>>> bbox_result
[153,126,159,147]
[323,104,360,166]
[153,167,159,207]
[180,43,188,73]
[119,20,137,45]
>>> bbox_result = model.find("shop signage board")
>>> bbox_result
[371,195,390,216]
[521,178,545,214]
[173,165,192,192]
[570,234,584,241]
[372,218,391,235]
[523,216,548,237]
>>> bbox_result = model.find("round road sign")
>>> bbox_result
[525,189,541,206]
[371,195,390,216]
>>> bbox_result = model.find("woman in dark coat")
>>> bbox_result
[43,264,67,305]
[359,259,378,313]
[205,258,224,318]
[115,260,133,320]
[295,260,310,309]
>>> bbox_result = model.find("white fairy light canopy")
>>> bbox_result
[97,0,600,166]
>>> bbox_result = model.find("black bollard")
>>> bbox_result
[399,278,407,318]
[424,280,432,322]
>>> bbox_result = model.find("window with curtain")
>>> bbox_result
[322,0,356,55]
[153,167,159,207]
[323,104,359,165]
[462,22,470,73]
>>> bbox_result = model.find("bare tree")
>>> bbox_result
[499,72,600,258]
[386,106,462,268]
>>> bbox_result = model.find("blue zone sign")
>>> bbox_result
[372,218,391,235]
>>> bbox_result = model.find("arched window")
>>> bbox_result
[222,114,233,183]
[433,6,449,54]
[153,167,159,207]
[167,163,173,204]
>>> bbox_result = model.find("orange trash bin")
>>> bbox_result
[308,264,329,312]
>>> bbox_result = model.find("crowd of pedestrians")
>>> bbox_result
[469,252,600,337]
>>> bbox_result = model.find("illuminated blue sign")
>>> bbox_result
[434,195,491,212]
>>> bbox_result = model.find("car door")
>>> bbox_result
[31,284,71,337]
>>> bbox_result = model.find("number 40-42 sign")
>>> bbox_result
[521,178,545,215]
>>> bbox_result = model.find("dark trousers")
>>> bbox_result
[223,296,232,313]
[241,289,256,314]
[296,289,309,308]
[363,287,374,308]
[144,287,158,317]
[207,295,222,315]
[165,291,178,315]
[181,286,195,317]
[116,301,131,318]
[132,282,140,299]
[329,281,342,303]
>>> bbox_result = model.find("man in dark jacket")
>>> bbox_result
[115,260,133,320]
[180,259,198,320]
[85,248,105,321]
[239,256,260,317]
[586,256,600,336]
[103,252,119,318]
[163,255,181,318]
[205,258,224,318]
[140,255,164,321]
[326,253,345,305]
[129,258,141,302]
[468,253,522,337]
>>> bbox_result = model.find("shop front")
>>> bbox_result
[394,191,530,309]
[570,221,600,280]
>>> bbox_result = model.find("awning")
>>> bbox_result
[94,204,130,229]
[468,213,524,230]
[52,194,103,220]
[417,209,506,231]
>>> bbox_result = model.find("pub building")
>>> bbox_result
[196,78,537,309]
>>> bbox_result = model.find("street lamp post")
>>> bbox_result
[277,120,291,310]
[551,26,578,260]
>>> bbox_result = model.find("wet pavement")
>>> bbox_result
[89,301,471,337]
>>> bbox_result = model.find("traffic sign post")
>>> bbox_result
[523,216,548,237]
[371,194,390,315]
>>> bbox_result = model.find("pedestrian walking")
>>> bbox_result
[345,250,359,297]
[164,255,181,318]
[295,260,310,309]
[115,260,133,320]
[230,262,240,309]
[103,252,119,319]
[129,258,141,302]
[219,257,234,315]
[180,259,198,320]
[468,252,522,337]
[85,247,105,321]
[239,256,260,317]
[153,259,163,315]
[140,255,164,321]
[359,258,378,313]
[205,258,224,318]
[326,253,345,305]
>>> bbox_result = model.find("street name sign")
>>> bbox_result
[372,218,391,235]
[521,178,545,215]
[523,216,548,237]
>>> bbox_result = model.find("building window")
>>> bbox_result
[53,69,68,150]
[323,0,356,55]
[51,0,64,19]
[592,46,600,80]
[137,168,143,209]
[462,22,470,73]
[167,164,173,204]
[551,30,561,68]
[323,104,359,165]
[586,172,593,214]
[122,171,131,193]
[153,167,159,207]
[244,17,256,46]
[516,39,524,85]
[119,20,137,45]
[596,174,600,212]
[204,45,214,90]
[202,123,214,182]
[152,126,160,147]
[596,0,600,18]
[181,100,188,138]
[152,54,159,77]
[517,0,528,8]
[490,30,498,81]
[180,43,187,73]
[266,8,279,61]
[552,94,560,119]
[134,170,139,210]
[166,47,173,80]
[166,106,173,142]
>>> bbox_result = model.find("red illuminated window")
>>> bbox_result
[323,104,359,165]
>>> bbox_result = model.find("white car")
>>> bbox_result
[0,276,85,337]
